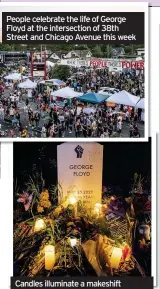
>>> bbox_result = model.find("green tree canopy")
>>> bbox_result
[49,65,71,81]
[92,45,103,58]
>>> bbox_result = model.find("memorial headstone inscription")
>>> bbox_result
[57,142,103,210]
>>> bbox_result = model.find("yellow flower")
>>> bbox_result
[41,200,51,208]
[40,190,49,201]
[45,201,51,208]
[38,200,51,208]
[37,190,51,211]
[37,205,44,213]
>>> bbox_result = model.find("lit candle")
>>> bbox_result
[45,245,55,270]
[110,247,122,269]
[94,203,102,217]
[69,238,77,247]
[68,195,77,217]
[34,218,46,232]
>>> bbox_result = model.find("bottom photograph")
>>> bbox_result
[13,140,151,277]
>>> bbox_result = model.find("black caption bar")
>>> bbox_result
[2,12,144,44]
[11,277,153,289]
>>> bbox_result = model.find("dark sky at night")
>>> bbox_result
[13,140,151,194]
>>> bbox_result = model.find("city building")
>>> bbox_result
[136,48,145,57]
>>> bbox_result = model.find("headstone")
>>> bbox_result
[57,143,103,210]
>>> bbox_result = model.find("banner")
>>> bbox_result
[108,60,122,68]
[60,59,89,67]
[60,58,144,71]
[107,59,122,72]
[122,61,144,70]
[90,59,108,67]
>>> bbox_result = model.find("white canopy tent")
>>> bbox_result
[4,73,27,81]
[18,79,37,89]
[52,86,82,99]
[107,90,140,107]
[135,98,145,109]
[39,79,65,86]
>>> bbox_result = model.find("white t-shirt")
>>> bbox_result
[10,108,14,116]
[10,96,15,102]
[117,122,122,130]
[126,111,129,117]
[42,127,46,132]
[117,115,122,122]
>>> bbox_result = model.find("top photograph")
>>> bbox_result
[0,3,147,140]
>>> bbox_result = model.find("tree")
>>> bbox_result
[103,45,113,58]
[49,65,71,81]
[74,44,88,50]
[0,43,14,51]
[45,44,73,52]
[92,45,103,58]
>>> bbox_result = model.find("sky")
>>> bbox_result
[13,140,151,194]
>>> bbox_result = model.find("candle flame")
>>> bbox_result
[69,238,77,247]
[69,195,77,205]
[94,203,102,216]
[34,218,46,232]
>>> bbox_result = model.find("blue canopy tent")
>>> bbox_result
[78,92,109,104]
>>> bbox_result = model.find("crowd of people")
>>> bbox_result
[0,67,144,138]
[66,67,144,96]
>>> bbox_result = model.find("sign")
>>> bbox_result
[122,61,144,70]
[32,70,45,77]
[57,143,103,210]
[107,59,122,72]
[60,59,89,67]
[90,59,108,67]
[107,60,122,68]
[31,52,46,80]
